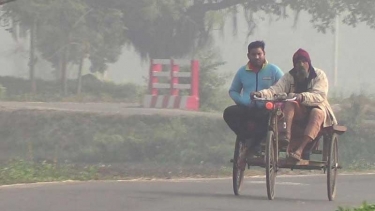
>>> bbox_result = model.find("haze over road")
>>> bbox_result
[0,101,222,118]
[0,173,373,211]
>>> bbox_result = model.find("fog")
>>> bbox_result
[2,10,374,95]
[0,3,374,204]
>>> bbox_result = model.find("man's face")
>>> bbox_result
[294,58,310,82]
[247,48,265,68]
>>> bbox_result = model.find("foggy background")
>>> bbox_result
[1,10,374,95]
[0,0,374,191]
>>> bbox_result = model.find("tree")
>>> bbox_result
[180,1,375,33]
[104,0,375,61]
[0,0,48,93]
[36,0,126,94]
[1,0,126,94]
[106,0,227,60]
[195,46,231,111]
[2,0,375,95]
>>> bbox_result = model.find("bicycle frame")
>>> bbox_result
[253,95,297,163]
[254,96,295,130]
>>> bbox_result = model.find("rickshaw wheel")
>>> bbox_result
[327,133,339,201]
[233,138,245,195]
[266,130,277,200]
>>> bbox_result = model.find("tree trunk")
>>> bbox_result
[29,18,37,94]
[61,46,67,95]
[76,54,84,94]
[61,35,71,95]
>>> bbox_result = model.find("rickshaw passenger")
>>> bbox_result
[251,48,337,160]
[223,41,284,156]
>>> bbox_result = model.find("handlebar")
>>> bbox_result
[253,95,267,101]
[253,95,296,102]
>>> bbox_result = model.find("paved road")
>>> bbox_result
[0,102,222,118]
[0,173,374,211]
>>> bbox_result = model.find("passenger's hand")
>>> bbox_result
[295,94,303,102]
[287,93,303,102]
[250,91,261,99]
[287,93,296,99]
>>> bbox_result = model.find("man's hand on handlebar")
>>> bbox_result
[250,91,261,100]
[274,93,287,100]
[287,93,303,102]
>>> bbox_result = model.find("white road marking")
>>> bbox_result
[246,181,309,186]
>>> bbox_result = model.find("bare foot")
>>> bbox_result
[289,150,302,161]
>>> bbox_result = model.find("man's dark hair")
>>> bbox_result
[248,41,265,52]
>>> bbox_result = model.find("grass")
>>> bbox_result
[0,159,98,185]
[337,202,375,211]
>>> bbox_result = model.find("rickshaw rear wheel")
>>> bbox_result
[327,133,339,201]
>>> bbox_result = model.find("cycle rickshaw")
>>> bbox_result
[231,94,347,201]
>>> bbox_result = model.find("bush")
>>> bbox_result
[0,76,146,102]
[0,83,6,99]
[0,110,233,165]
[333,94,375,169]
[0,94,375,169]
[337,202,375,211]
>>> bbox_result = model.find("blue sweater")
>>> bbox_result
[229,63,284,107]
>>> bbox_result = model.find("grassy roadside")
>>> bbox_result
[1,158,374,186]
[0,107,373,185]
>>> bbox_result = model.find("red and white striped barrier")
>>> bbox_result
[143,59,200,110]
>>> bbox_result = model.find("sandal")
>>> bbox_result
[289,151,302,161]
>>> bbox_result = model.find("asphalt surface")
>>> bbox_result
[0,173,374,211]
[0,101,222,118]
